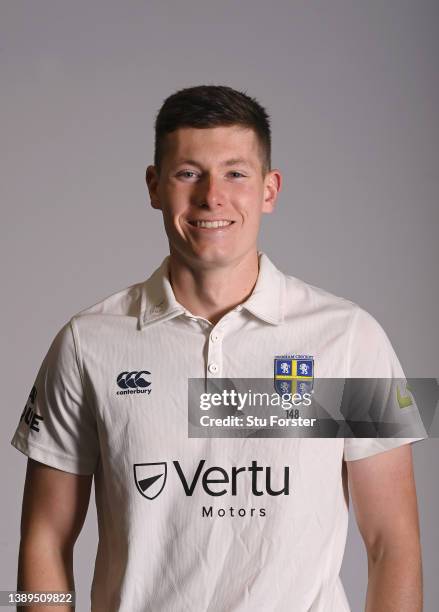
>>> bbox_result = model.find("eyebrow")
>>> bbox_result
[175,157,252,168]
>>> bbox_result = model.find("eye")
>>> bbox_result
[228,171,246,178]
[177,170,199,179]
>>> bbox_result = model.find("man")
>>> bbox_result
[12,85,423,611]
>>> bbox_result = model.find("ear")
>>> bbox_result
[262,169,282,214]
[145,165,162,210]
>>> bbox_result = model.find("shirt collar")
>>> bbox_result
[139,257,185,329]
[241,252,286,325]
[138,251,285,330]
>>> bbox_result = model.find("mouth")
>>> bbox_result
[187,219,235,229]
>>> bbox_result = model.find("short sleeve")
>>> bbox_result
[10,319,99,475]
[343,307,427,461]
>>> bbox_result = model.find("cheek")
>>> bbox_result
[237,181,260,197]
[234,185,264,218]
[161,188,187,218]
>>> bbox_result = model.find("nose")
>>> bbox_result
[195,174,224,209]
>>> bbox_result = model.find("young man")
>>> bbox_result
[12,85,423,611]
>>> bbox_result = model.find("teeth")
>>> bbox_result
[193,220,232,228]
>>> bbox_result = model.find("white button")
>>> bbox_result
[208,362,219,374]
[210,332,221,343]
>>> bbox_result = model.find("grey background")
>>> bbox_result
[1,1,438,610]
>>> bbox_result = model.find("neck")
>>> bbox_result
[168,251,259,325]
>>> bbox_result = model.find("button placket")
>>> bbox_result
[206,326,223,378]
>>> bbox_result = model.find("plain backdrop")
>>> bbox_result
[1,1,438,610]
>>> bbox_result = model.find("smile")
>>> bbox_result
[188,220,235,229]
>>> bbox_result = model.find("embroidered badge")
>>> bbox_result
[274,355,314,395]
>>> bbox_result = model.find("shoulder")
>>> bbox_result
[70,279,145,328]
[282,270,390,335]
[64,278,147,345]
[280,270,401,375]
[263,250,389,342]
[74,280,145,319]
[282,272,358,322]
[37,280,145,366]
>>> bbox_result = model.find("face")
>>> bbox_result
[146,125,281,270]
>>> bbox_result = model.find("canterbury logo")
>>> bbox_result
[117,371,151,389]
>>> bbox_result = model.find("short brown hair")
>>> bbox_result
[154,85,271,175]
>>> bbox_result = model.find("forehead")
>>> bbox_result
[162,125,260,166]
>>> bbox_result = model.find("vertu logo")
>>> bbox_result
[116,371,152,396]
[134,460,290,500]
[134,462,167,499]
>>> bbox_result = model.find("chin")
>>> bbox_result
[189,247,235,268]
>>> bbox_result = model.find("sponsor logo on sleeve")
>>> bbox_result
[397,382,414,409]
[19,385,44,433]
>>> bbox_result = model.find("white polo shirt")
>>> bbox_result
[11,253,423,612]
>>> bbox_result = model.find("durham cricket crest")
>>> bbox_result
[274,355,314,395]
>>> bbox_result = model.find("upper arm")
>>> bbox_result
[346,445,420,558]
[20,458,93,549]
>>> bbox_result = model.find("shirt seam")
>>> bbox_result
[345,305,360,379]
[69,316,97,418]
